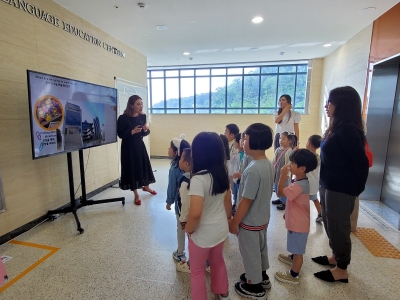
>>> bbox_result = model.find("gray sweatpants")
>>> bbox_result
[176,214,186,253]
[319,187,355,270]
[238,227,269,284]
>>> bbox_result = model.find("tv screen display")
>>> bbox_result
[27,70,118,159]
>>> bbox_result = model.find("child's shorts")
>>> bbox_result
[287,230,309,255]
[310,194,318,201]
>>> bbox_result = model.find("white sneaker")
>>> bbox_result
[275,271,299,285]
[278,254,293,265]
[176,261,191,273]
[218,293,230,300]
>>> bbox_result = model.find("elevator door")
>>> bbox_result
[381,67,400,213]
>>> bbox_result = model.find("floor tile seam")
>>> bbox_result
[359,203,398,232]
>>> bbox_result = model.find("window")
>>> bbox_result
[147,63,309,114]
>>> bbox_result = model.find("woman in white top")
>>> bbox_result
[273,94,301,150]
[185,132,232,300]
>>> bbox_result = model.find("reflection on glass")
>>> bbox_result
[295,74,307,108]
[195,77,210,108]
[261,66,278,74]
[211,77,226,108]
[151,71,164,78]
[278,75,296,105]
[243,76,259,108]
[181,78,194,108]
[151,79,164,108]
[166,70,179,77]
[227,68,243,75]
[297,65,307,72]
[279,66,296,73]
[227,76,242,108]
[196,69,210,76]
[211,109,225,114]
[211,69,227,76]
[244,67,260,74]
[181,70,194,76]
[166,78,179,108]
[260,75,277,108]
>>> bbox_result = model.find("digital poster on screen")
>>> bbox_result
[27,71,117,159]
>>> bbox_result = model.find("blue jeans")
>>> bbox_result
[274,183,287,204]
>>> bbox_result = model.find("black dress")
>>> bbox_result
[117,113,155,191]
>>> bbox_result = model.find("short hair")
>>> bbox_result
[219,134,230,160]
[182,148,191,164]
[308,134,322,149]
[289,149,318,173]
[226,124,240,136]
[234,132,241,144]
[245,123,273,150]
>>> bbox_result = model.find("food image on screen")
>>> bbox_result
[27,70,118,159]
[34,95,64,131]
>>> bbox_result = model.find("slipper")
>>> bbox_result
[134,199,141,205]
[311,256,336,267]
[142,187,157,195]
[314,270,348,283]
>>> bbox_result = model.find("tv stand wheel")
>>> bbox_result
[122,200,125,206]
[78,228,84,234]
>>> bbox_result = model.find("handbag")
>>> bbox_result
[365,140,373,168]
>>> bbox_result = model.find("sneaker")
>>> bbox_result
[274,271,299,285]
[272,199,282,205]
[278,254,293,266]
[218,293,230,300]
[235,282,267,300]
[316,214,323,222]
[277,203,286,210]
[172,250,187,262]
[176,261,190,273]
[240,273,271,290]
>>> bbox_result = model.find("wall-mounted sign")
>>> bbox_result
[1,0,126,58]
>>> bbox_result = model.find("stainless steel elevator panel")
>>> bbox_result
[381,69,400,213]
[361,63,399,201]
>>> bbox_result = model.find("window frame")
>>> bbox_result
[148,62,310,114]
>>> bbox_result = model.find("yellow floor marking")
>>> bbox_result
[0,240,60,293]
[353,227,400,259]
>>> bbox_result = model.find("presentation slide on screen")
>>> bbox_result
[28,71,117,159]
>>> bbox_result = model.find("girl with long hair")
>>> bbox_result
[312,86,369,283]
[185,132,232,300]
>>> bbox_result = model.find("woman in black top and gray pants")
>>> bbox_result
[312,86,369,283]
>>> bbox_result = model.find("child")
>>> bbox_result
[271,132,296,210]
[166,134,191,262]
[305,135,323,222]
[275,149,318,285]
[185,132,232,300]
[231,132,242,214]
[176,148,212,274]
[229,123,274,300]
[225,124,240,195]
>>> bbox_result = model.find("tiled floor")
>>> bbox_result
[1,159,399,299]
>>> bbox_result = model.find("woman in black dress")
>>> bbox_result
[117,95,156,205]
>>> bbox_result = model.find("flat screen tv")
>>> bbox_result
[27,70,118,159]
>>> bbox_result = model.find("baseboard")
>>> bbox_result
[0,179,120,245]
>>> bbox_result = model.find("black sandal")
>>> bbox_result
[311,256,336,267]
[314,270,348,283]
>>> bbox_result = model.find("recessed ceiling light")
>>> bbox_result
[252,16,263,24]
[183,52,190,55]
[359,7,376,14]
[114,5,119,8]
[323,43,332,47]
[156,25,167,30]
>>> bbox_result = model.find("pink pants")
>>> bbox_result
[189,238,229,300]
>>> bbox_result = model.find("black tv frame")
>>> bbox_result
[27,70,118,160]
[26,70,124,234]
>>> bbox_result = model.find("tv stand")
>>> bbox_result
[47,150,125,234]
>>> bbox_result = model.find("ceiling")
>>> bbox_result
[53,0,399,67]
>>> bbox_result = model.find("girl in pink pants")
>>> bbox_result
[185,132,232,300]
